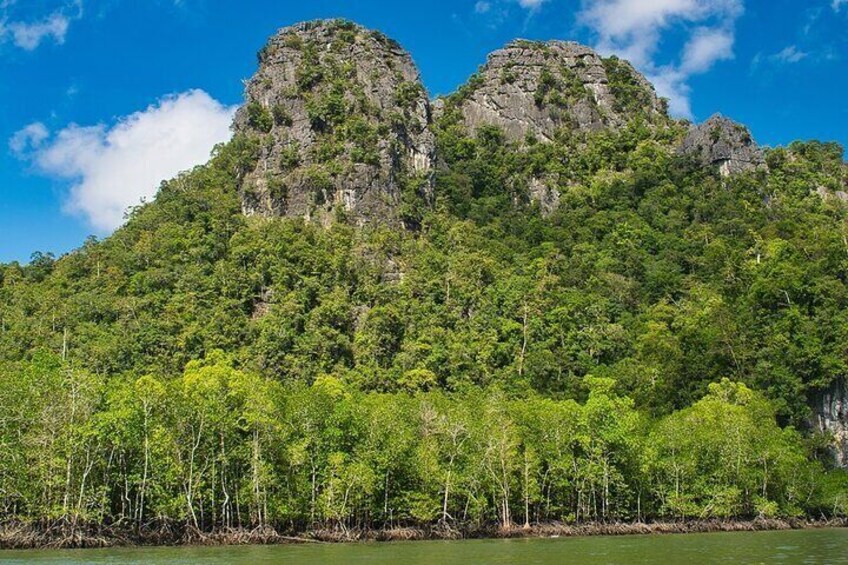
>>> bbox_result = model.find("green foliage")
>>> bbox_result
[327,19,359,46]
[279,143,301,171]
[281,33,303,50]
[266,174,288,203]
[3,353,829,531]
[395,81,423,109]
[447,72,485,106]
[296,42,324,91]
[534,68,558,107]
[398,172,431,228]
[500,66,517,85]
[305,86,348,131]
[602,56,660,119]
[1,89,846,534]
[533,66,589,110]
[559,66,589,102]
[344,117,380,166]
[302,165,334,205]
[246,102,274,133]
[271,104,293,127]
[370,30,402,51]
[648,380,822,519]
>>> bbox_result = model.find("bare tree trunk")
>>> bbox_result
[310,457,317,525]
[138,404,150,526]
[442,467,452,523]
[518,306,528,377]
[220,432,231,528]
[523,449,531,529]
[252,430,262,526]
[185,419,204,529]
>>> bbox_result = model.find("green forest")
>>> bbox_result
[1,77,848,540]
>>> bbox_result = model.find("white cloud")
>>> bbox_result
[11,90,236,232]
[0,0,82,51]
[9,122,49,154]
[475,1,492,14]
[517,0,547,9]
[4,12,70,50]
[645,67,692,118]
[770,45,808,64]
[578,0,743,118]
[681,26,735,73]
[751,45,811,70]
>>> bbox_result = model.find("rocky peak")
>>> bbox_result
[448,39,668,143]
[678,114,766,176]
[233,19,435,226]
[232,21,768,224]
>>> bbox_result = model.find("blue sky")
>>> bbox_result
[1,0,846,263]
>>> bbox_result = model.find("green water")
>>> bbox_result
[2,529,846,564]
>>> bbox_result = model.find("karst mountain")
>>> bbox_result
[1,19,846,546]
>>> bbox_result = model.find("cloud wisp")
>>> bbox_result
[770,45,808,64]
[9,122,49,154]
[578,0,744,118]
[0,0,83,51]
[475,1,492,14]
[517,0,547,9]
[10,90,236,232]
[472,0,548,28]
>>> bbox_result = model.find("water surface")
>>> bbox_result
[2,528,846,564]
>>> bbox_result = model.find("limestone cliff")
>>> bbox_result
[233,23,773,226]
[678,114,766,176]
[448,40,668,143]
[812,378,848,468]
[233,20,435,226]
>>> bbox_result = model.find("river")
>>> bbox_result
[1,528,846,564]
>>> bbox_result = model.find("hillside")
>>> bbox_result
[1,19,847,545]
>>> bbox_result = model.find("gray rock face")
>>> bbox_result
[816,185,848,203]
[528,177,560,216]
[678,114,766,176]
[453,40,667,143]
[232,22,768,223]
[812,377,848,468]
[233,20,435,226]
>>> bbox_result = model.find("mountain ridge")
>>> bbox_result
[234,19,766,227]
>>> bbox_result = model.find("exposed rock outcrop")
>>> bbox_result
[816,186,848,203]
[233,22,770,224]
[233,19,435,226]
[812,377,848,468]
[450,40,668,143]
[678,114,766,176]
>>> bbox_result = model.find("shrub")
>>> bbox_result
[246,102,273,134]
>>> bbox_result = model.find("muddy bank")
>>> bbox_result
[2,518,846,550]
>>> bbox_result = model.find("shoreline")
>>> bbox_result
[2,518,846,551]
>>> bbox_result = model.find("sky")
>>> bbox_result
[1,0,846,263]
